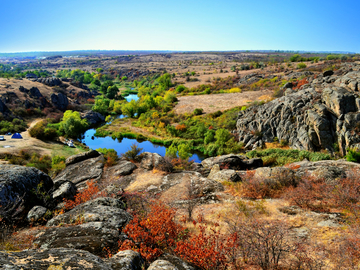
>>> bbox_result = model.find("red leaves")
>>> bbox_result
[118,201,184,262]
[175,223,228,270]
[63,181,104,210]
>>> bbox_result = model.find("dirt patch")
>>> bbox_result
[174,90,273,114]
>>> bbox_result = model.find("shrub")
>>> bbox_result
[346,148,360,162]
[96,148,118,167]
[297,63,307,69]
[63,181,104,210]
[193,108,203,115]
[118,201,183,263]
[122,143,143,161]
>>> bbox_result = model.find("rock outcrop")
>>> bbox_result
[0,248,112,270]
[81,110,106,125]
[35,197,131,256]
[140,152,168,170]
[236,65,360,155]
[34,77,62,86]
[51,92,69,111]
[0,165,53,218]
[54,150,104,189]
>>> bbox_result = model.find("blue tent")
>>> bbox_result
[11,133,23,139]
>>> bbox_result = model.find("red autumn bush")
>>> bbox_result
[118,201,184,262]
[175,221,229,270]
[63,181,105,210]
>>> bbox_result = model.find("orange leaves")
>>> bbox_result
[293,78,309,90]
[118,201,184,262]
[175,124,187,132]
[175,223,228,270]
[63,181,104,210]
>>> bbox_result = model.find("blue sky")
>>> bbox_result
[0,0,359,53]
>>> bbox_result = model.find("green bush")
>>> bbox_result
[297,63,307,69]
[193,108,203,115]
[345,149,360,163]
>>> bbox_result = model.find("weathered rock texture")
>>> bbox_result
[81,110,106,125]
[54,150,104,189]
[51,92,69,111]
[0,165,53,217]
[35,197,130,256]
[236,64,360,155]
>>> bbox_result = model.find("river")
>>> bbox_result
[81,94,205,163]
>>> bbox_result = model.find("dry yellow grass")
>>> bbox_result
[174,90,273,114]
[125,170,164,192]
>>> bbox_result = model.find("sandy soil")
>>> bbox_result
[174,90,273,114]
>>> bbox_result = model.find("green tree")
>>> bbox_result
[158,73,172,89]
[178,144,192,160]
[122,100,138,118]
[106,85,119,99]
[60,110,89,138]
[215,128,231,148]
[166,143,178,158]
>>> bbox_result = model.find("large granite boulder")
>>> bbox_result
[0,165,53,220]
[35,197,131,256]
[106,250,144,270]
[106,159,137,177]
[65,150,101,166]
[0,248,111,270]
[140,152,167,170]
[54,151,104,189]
[29,87,43,98]
[236,68,360,155]
[51,92,69,111]
[81,110,106,125]
[201,154,263,171]
[207,164,241,182]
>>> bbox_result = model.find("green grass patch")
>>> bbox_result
[246,148,331,167]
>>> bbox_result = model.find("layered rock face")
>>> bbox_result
[236,64,360,155]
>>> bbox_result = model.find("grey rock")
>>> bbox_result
[0,248,111,270]
[148,260,178,270]
[149,171,224,204]
[46,197,128,228]
[81,110,106,125]
[201,154,262,170]
[208,165,241,182]
[140,152,166,170]
[27,205,48,222]
[107,160,137,176]
[66,149,101,166]
[54,154,104,189]
[106,250,144,270]
[51,92,69,111]
[157,254,199,270]
[34,225,122,256]
[236,83,360,153]
[0,165,53,218]
[51,180,77,204]
[36,197,130,256]
[29,87,43,98]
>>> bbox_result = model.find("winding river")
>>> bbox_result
[81,94,205,163]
